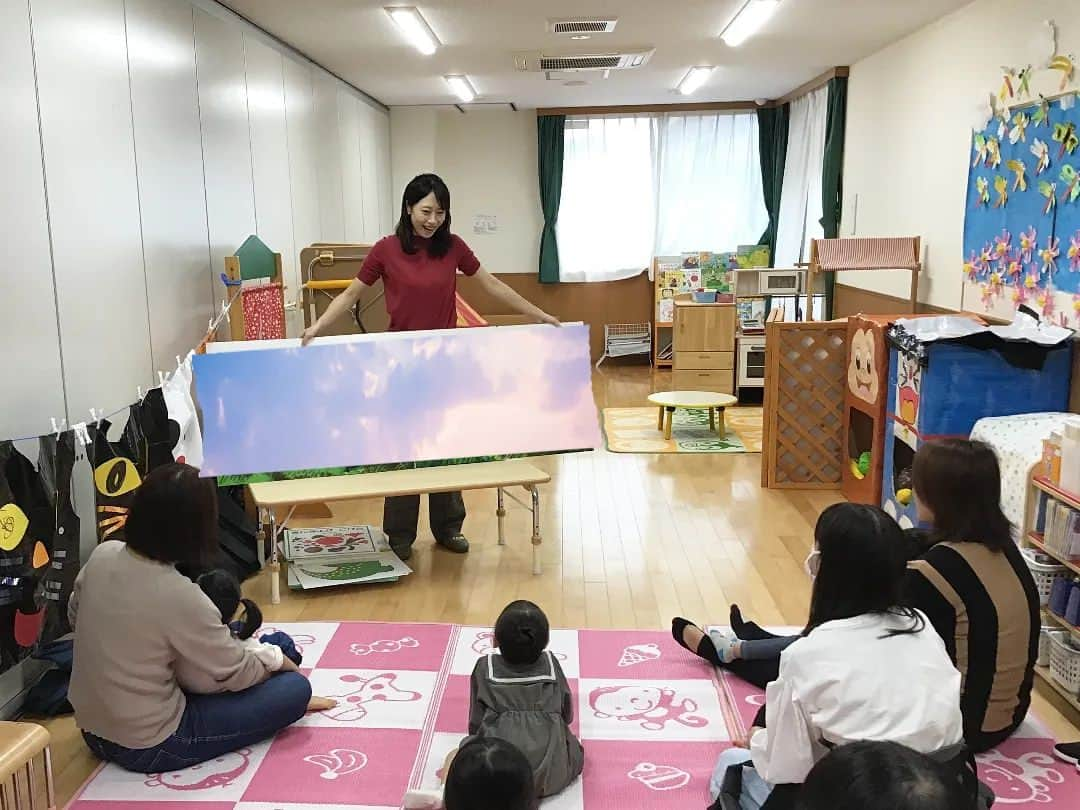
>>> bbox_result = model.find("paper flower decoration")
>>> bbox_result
[1007,159,1028,192]
[964,253,980,281]
[986,136,1002,168]
[1069,232,1080,271]
[1020,227,1038,263]
[1039,180,1058,213]
[1073,294,1080,322]
[1033,99,1051,127]
[979,243,994,267]
[993,175,1009,208]
[1037,288,1055,319]
[1049,53,1075,91]
[993,231,1012,259]
[1040,236,1060,274]
[999,67,1016,101]
[1009,112,1029,144]
[1005,254,1022,278]
[1060,165,1080,203]
[1052,122,1078,158]
[1024,271,1040,290]
[1012,283,1028,305]
[1017,65,1034,98]
[1031,139,1051,174]
[973,134,989,167]
[976,177,990,206]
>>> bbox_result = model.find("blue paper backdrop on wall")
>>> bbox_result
[963,96,1080,316]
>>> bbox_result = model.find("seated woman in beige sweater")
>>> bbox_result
[69,463,312,774]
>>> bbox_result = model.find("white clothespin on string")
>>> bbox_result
[71,422,92,447]
[89,408,102,427]
[221,299,231,325]
[176,355,184,371]
[137,386,144,401]
[158,370,170,387]
[50,418,67,439]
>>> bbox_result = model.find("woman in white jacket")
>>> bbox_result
[709,503,964,809]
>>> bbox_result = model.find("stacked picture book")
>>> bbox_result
[281,524,412,590]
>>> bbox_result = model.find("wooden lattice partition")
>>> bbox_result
[761,320,849,489]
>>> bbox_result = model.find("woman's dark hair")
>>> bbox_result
[395,173,452,258]
[912,438,1012,552]
[197,569,262,640]
[798,740,977,810]
[444,737,538,810]
[494,600,549,666]
[804,503,924,637]
[124,463,219,567]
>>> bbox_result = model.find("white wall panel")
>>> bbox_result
[33,0,150,418]
[283,57,320,297]
[313,75,345,242]
[0,0,66,439]
[357,101,381,243]
[338,91,366,243]
[244,35,295,297]
[125,0,212,371]
[194,7,255,295]
[375,108,394,236]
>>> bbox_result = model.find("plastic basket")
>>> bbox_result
[1048,630,1080,695]
[1038,626,1056,667]
[1023,549,1068,606]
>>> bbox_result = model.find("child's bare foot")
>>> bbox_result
[307,695,338,712]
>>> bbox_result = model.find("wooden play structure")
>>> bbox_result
[806,236,922,320]
[761,319,848,489]
[223,236,286,341]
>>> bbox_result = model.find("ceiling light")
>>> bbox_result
[444,75,476,103]
[677,66,715,95]
[571,35,591,40]
[385,6,439,55]
[720,0,780,47]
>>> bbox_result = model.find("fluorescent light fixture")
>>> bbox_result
[677,66,715,95]
[721,0,780,47]
[444,75,476,103]
[385,6,439,55]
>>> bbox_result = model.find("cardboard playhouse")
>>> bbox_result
[880,315,1074,528]
[841,314,986,505]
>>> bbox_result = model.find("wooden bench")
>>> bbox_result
[248,460,552,603]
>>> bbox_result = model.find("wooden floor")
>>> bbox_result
[40,364,1080,804]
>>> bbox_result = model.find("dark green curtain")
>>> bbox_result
[537,115,566,284]
[757,104,790,315]
[756,104,790,268]
[820,76,848,318]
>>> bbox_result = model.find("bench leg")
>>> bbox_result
[656,406,664,431]
[529,485,542,576]
[496,488,506,546]
[718,407,726,439]
[44,746,55,810]
[265,507,281,605]
[664,407,675,441]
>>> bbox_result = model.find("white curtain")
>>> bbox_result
[556,116,656,283]
[775,85,829,267]
[652,113,768,256]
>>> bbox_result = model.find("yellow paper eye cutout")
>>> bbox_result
[0,504,29,552]
[93,458,142,497]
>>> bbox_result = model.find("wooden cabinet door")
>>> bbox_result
[675,305,734,352]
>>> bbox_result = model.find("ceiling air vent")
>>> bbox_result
[547,18,618,35]
[514,49,653,73]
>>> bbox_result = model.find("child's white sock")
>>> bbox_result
[403,787,444,809]
[707,629,741,663]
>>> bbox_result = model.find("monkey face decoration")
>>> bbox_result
[847,328,880,405]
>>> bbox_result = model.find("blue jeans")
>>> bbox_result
[83,672,311,774]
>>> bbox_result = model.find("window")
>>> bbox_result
[556,111,768,282]
[557,116,655,283]
[774,85,828,267]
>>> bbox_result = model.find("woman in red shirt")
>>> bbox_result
[301,174,559,560]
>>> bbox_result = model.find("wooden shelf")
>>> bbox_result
[1027,532,1080,577]
[656,321,674,328]
[1033,476,1080,511]
[1042,607,1080,641]
[1034,664,1080,713]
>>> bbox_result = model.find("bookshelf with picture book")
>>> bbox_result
[1023,466,1080,715]
[652,246,771,369]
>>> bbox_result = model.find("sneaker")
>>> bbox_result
[1053,741,1080,765]
[436,533,469,553]
[390,540,414,561]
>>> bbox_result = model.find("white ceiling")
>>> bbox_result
[220,0,971,108]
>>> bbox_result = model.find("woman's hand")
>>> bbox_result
[300,325,319,346]
[537,311,561,327]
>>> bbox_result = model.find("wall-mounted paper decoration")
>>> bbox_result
[194,324,600,479]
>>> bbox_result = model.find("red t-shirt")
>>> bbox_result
[357,234,481,331]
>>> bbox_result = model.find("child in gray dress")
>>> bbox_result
[467,600,584,798]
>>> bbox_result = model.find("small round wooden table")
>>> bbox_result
[647,391,739,441]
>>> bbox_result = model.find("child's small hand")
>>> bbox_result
[307,695,338,713]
